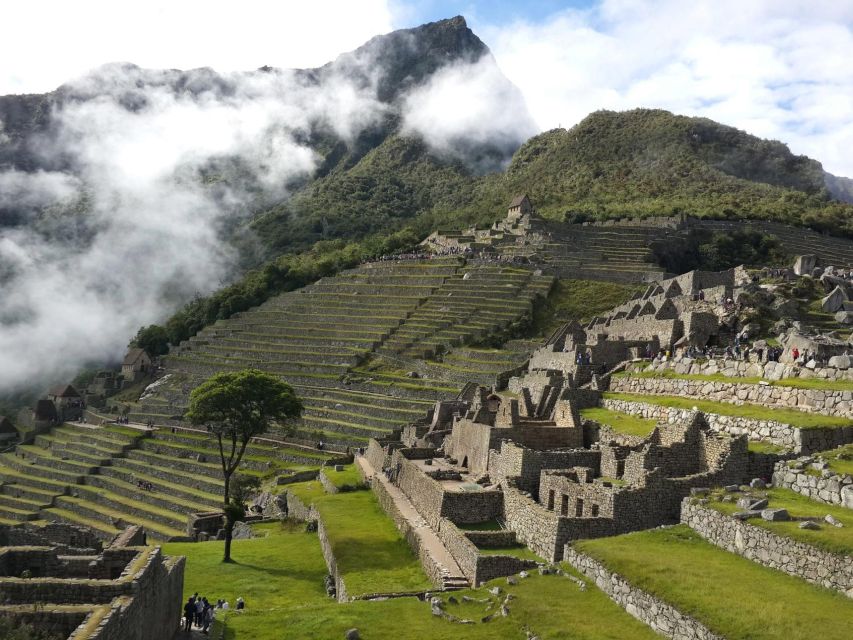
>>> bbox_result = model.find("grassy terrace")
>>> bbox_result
[705,487,853,556]
[580,407,657,437]
[603,392,853,429]
[816,443,853,476]
[618,369,853,392]
[320,465,365,490]
[575,526,852,640]
[287,480,431,595]
[164,521,659,640]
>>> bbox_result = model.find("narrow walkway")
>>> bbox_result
[356,456,468,588]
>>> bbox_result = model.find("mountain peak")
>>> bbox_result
[324,15,489,103]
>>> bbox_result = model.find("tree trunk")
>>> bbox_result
[223,517,234,563]
[222,471,232,563]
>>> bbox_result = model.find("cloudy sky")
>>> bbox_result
[2,0,852,175]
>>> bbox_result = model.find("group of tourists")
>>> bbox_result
[115,415,131,424]
[182,593,245,634]
[135,478,155,492]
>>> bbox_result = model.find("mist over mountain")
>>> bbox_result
[0,15,851,397]
[0,16,534,393]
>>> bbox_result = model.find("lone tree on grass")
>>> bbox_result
[186,369,302,562]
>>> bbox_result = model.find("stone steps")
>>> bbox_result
[40,507,122,539]
[67,484,189,531]
[114,456,224,493]
[50,495,189,541]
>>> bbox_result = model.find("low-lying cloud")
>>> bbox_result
[402,55,537,168]
[0,62,391,393]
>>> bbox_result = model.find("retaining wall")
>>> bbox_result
[602,397,850,453]
[611,373,853,419]
[772,462,853,508]
[681,500,853,595]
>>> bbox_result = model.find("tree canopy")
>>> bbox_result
[185,368,302,561]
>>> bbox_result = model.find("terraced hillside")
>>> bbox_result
[0,423,336,540]
[132,258,553,448]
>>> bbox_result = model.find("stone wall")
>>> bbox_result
[611,372,853,420]
[644,356,853,383]
[772,461,853,508]
[681,500,853,595]
[564,546,723,640]
[435,518,535,585]
[602,397,850,453]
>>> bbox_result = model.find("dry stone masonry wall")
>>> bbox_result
[772,461,853,508]
[681,500,853,596]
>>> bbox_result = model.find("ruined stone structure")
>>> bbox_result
[0,522,184,640]
[121,349,152,383]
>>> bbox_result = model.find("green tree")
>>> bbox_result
[185,369,302,562]
[130,324,170,356]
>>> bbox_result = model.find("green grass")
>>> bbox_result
[575,526,852,640]
[478,545,544,562]
[288,480,431,595]
[320,465,365,490]
[163,520,659,640]
[706,487,853,555]
[747,440,787,454]
[619,369,853,392]
[817,444,853,476]
[580,407,657,437]
[532,278,640,337]
[604,392,853,429]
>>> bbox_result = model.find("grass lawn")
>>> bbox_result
[478,545,544,562]
[580,407,657,437]
[575,526,853,640]
[288,480,431,595]
[747,440,787,454]
[532,279,640,337]
[706,487,853,556]
[164,520,659,640]
[603,392,853,429]
[817,444,853,476]
[619,369,853,392]
[320,464,365,490]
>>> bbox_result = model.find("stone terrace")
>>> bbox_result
[136,258,553,449]
[0,423,337,541]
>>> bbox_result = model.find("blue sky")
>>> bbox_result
[394,0,593,28]
[1,0,852,177]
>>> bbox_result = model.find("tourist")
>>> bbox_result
[236,596,245,611]
[222,600,230,610]
[201,598,213,634]
[183,597,195,632]
[195,595,205,627]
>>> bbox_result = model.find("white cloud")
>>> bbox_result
[478,0,853,176]
[401,55,537,167]
[0,0,394,95]
[0,62,390,392]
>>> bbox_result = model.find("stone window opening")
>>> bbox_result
[547,490,555,511]
[560,494,569,517]
[591,503,600,517]
[575,498,584,517]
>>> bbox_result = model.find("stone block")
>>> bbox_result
[761,508,790,521]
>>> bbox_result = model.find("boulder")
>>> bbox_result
[793,255,817,276]
[821,286,848,313]
[828,354,853,369]
[345,629,360,640]
[834,311,853,325]
[825,514,844,528]
[761,508,791,521]
[799,521,820,530]
[749,478,767,489]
